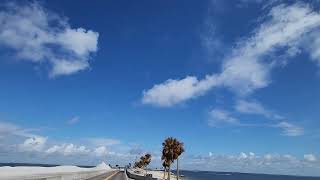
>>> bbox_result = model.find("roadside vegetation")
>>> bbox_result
[131,137,184,180]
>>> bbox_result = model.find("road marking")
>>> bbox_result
[104,171,119,180]
[124,169,129,180]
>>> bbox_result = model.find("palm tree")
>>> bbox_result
[143,153,152,175]
[162,158,170,179]
[162,137,177,180]
[144,153,152,166]
[134,154,152,170]
[140,156,146,168]
[162,137,185,180]
[174,140,184,180]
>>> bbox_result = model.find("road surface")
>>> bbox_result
[87,171,130,180]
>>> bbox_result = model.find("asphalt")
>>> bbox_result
[87,171,130,180]
[108,171,127,180]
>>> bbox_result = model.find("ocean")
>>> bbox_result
[178,170,320,180]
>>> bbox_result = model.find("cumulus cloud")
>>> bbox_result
[184,152,320,176]
[93,146,108,157]
[19,136,47,152]
[0,2,99,77]
[142,2,320,106]
[0,121,134,166]
[46,144,90,156]
[304,154,317,162]
[142,75,219,107]
[239,152,248,159]
[208,109,238,126]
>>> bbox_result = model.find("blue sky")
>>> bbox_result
[0,0,320,176]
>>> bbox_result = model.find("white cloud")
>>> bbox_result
[235,100,268,115]
[235,99,283,119]
[208,108,238,126]
[277,121,304,136]
[234,100,304,136]
[0,121,134,165]
[46,143,90,156]
[94,146,108,157]
[238,152,255,160]
[0,2,99,77]
[56,28,98,57]
[142,75,219,107]
[306,31,320,64]
[45,145,61,154]
[249,152,255,159]
[142,2,320,106]
[0,121,39,138]
[185,152,320,176]
[64,144,90,155]
[0,121,19,137]
[66,116,80,125]
[239,152,248,159]
[19,136,47,152]
[304,154,317,162]
[303,154,317,162]
[50,60,90,77]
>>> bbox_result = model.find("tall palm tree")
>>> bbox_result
[162,137,177,180]
[162,160,169,179]
[174,140,184,180]
[162,137,185,180]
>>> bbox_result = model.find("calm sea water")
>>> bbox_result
[178,170,320,180]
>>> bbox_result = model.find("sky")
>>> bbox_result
[0,0,320,177]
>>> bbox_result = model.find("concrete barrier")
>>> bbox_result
[126,169,159,180]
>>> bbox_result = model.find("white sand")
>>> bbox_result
[0,162,114,180]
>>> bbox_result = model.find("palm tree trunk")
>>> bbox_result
[168,165,171,180]
[176,157,179,180]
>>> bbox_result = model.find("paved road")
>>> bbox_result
[86,171,120,180]
[108,172,127,180]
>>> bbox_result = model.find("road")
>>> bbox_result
[87,171,129,180]
[108,171,128,180]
